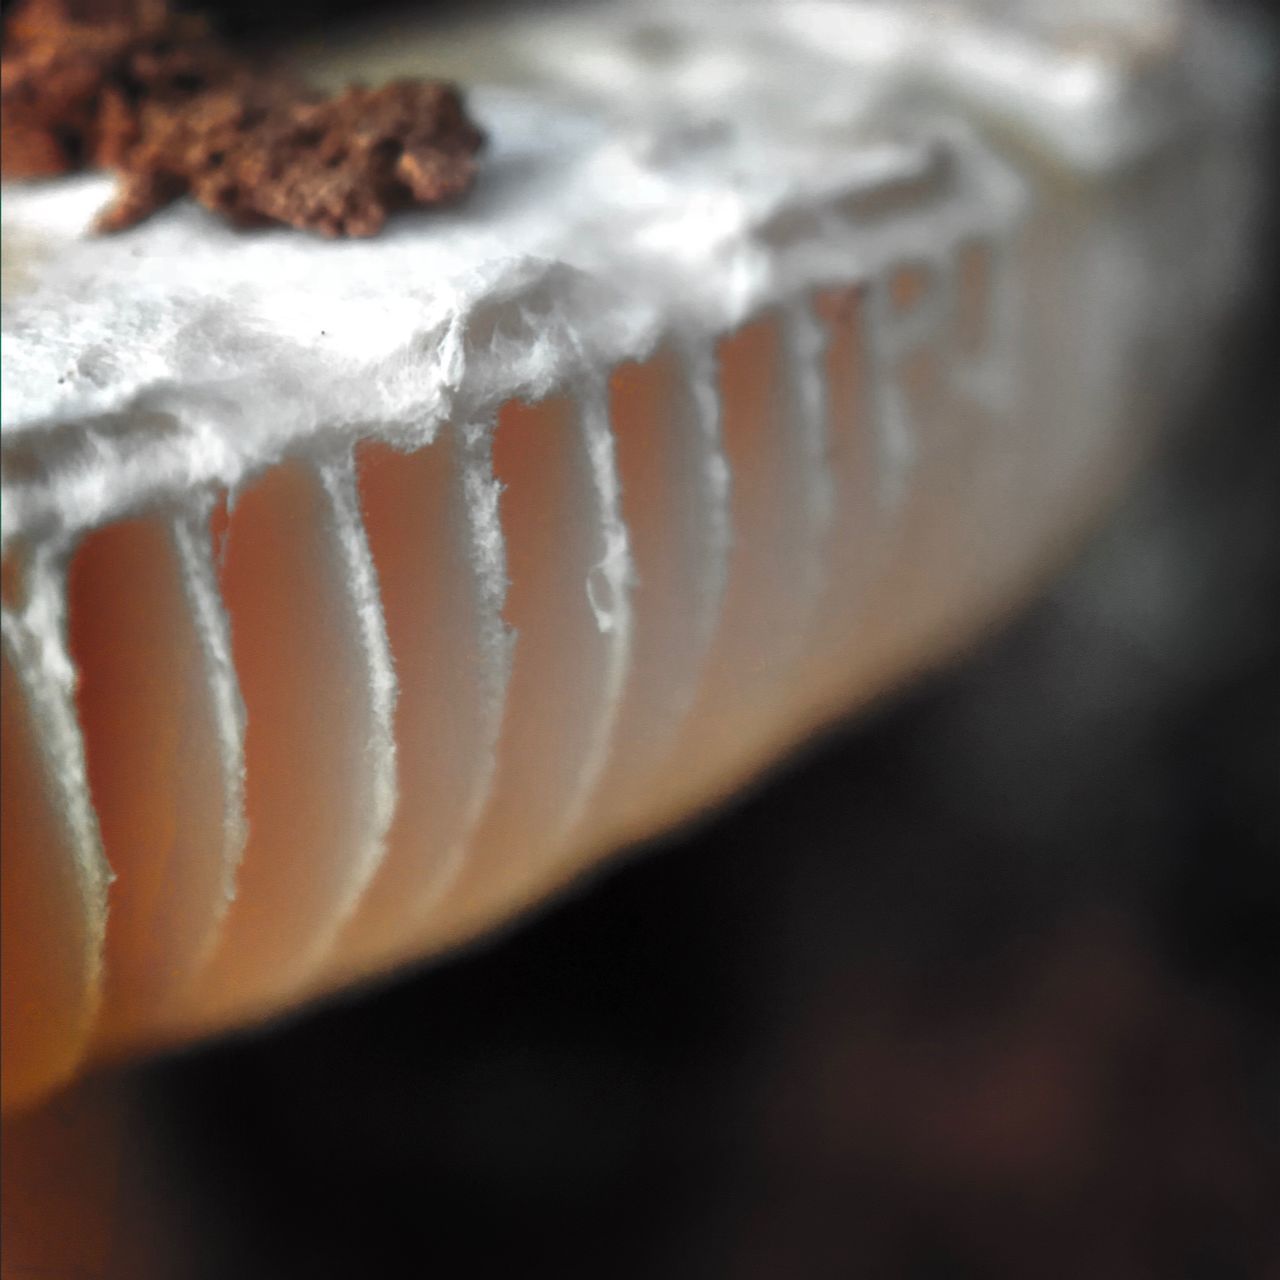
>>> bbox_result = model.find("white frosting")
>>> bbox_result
[166,499,247,983]
[2,87,1006,549]
[307,451,399,955]
[0,0,1261,551]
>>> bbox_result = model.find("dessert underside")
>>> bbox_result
[0,1,1264,1110]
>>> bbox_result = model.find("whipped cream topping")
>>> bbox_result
[1,77,1020,550]
[6,0,1258,551]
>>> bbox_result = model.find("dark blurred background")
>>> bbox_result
[101,2,1280,1276]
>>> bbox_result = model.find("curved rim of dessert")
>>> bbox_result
[0,0,1268,1112]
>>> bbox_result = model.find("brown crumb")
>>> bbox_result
[1,0,243,176]
[100,79,484,237]
[1,0,485,237]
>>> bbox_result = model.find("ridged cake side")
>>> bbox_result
[0,5,1263,1107]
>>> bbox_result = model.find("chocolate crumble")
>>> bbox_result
[1,0,485,237]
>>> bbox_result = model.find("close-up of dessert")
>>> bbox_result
[2,1,1277,1276]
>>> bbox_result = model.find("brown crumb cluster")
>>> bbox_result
[100,78,486,237]
[0,0,241,178]
[1,0,485,237]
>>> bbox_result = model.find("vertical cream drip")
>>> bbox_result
[456,417,519,744]
[320,425,515,985]
[866,264,930,508]
[431,418,520,905]
[555,374,635,842]
[157,499,249,1024]
[681,334,735,665]
[0,547,109,1107]
[778,296,837,697]
[170,498,248,924]
[576,340,731,848]
[659,312,820,790]
[299,451,400,974]
[430,388,635,943]
[65,511,245,1052]
[181,458,395,1033]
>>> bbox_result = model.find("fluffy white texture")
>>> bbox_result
[170,498,247,917]
[305,1,1230,174]
[3,0,1261,556]
[0,81,1017,551]
[309,451,400,952]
